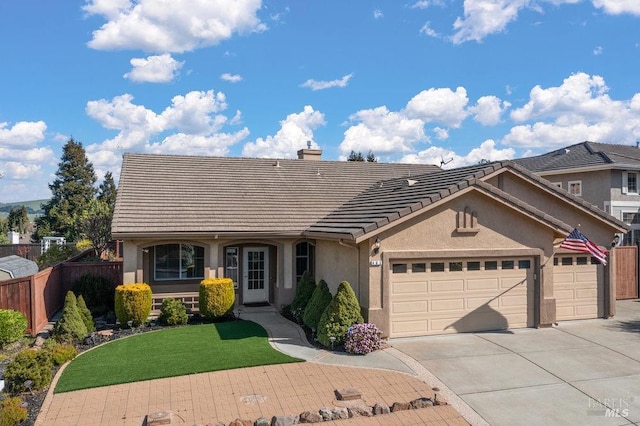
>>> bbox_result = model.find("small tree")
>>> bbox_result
[347,150,377,162]
[77,199,112,257]
[302,279,332,331]
[290,271,316,319]
[54,292,88,342]
[97,171,117,212]
[317,281,364,347]
[76,295,95,332]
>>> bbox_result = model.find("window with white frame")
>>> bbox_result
[568,180,582,196]
[154,244,204,280]
[623,171,639,194]
[622,211,640,246]
[225,247,239,289]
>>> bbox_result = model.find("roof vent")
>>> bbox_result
[407,179,417,186]
[273,160,281,168]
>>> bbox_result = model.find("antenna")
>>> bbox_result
[440,156,453,167]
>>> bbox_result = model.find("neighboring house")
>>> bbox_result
[516,141,640,246]
[0,255,38,280]
[113,150,626,338]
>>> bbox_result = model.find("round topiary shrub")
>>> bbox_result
[0,397,28,426]
[76,294,95,333]
[344,323,382,355]
[317,281,364,348]
[199,278,235,319]
[158,298,188,326]
[0,309,27,349]
[302,279,332,331]
[114,283,152,327]
[71,273,116,316]
[54,291,88,342]
[4,349,53,394]
[47,342,78,366]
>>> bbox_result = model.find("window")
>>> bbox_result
[501,260,514,270]
[622,212,640,224]
[392,264,407,273]
[467,261,481,271]
[295,242,315,284]
[576,257,588,265]
[568,180,582,196]
[431,262,445,272]
[449,261,463,272]
[154,244,204,280]
[225,247,239,289]
[561,257,572,266]
[518,260,531,269]
[412,263,426,273]
[485,261,498,270]
[623,172,639,194]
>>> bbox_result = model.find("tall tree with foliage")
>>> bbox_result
[7,206,29,233]
[35,138,97,241]
[97,171,117,212]
[347,150,377,162]
[78,199,112,258]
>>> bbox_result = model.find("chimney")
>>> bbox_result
[297,148,322,161]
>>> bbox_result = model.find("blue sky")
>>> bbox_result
[1,0,640,202]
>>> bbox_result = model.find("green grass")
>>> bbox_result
[54,320,303,393]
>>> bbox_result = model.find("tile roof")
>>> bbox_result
[515,141,640,172]
[112,153,440,237]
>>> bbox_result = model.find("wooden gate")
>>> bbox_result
[615,246,638,300]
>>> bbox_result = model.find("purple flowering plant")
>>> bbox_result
[344,323,382,355]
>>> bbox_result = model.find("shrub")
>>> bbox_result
[317,281,364,347]
[344,323,382,355]
[302,280,332,331]
[76,294,95,333]
[0,397,28,426]
[0,309,27,349]
[4,349,53,394]
[158,298,188,326]
[71,273,116,316]
[290,271,316,314]
[54,292,88,342]
[36,244,78,270]
[47,342,78,366]
[114,283,152,327]
[199,278,235,319]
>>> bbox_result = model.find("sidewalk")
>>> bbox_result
[36,307,472,425]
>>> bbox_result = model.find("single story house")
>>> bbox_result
[113,150,627,337]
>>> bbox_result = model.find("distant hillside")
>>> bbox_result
[0,199,47,219]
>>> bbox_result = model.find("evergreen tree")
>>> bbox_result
[97,171,117,212]
[76,294,95,332]
[54,291,88,342]
[35,138,97,241]
[7,206,29,233]
[347,150,377,162]
[317,281,364,347]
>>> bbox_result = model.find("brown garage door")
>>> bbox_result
[554,254,603,320]
[389,257,533,338]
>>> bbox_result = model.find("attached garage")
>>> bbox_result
[389,257,534,338]
[553,254,604,321]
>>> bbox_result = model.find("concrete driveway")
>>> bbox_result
[391,300,640,426]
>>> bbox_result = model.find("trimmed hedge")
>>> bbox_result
[317,281,364,347]
[114,283,152,327]
[0,309,27,348]
[302,279,332,331]
[199,278,235,319]
[54,292,88,342]
[71,273,116,316]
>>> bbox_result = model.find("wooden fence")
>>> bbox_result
[0,260,123,335]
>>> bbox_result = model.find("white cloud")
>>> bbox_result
[84,0,266,53]
[451,0,529,44]
[374,9,384,19]
[0,121,47,146]
[469,95,511,126]
[405,87,470,127]
[411,0,446,8]
[593,0,640,15]
[221,73,243,83]
[593,46,603,55]
[124,54,184,83]
[433,127,449,140]
[419,22,442,38]
[2,161,41,180]
[147,131,250,156]
[399,140,515,168]
[300,73,354,91]
[242,106,325,158]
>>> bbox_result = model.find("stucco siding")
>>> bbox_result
[315,240,359,297]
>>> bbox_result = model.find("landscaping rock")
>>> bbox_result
[390,402,411,412]
[410,397,433,409]
[298,411,322,423]
[33,335,47,348]
[347,405,372,417]
[318,407,332,421]
[330,407,348,420]
[228,419,252,426]
[254,417,270,426]
[270,415,299,426]
[372,402,390,415]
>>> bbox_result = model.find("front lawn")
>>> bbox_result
[55,320,302,393]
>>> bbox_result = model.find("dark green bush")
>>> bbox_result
[0,309,27,349]
[199,278,235,319]
[54,292,88,342]
[317,281,364,347]
[0,397,28,426]
[76,294,95,333]
[71,273,116,316]
[303,280,332,331]
[114,283,152,327]
[290,271,316,315]
[47,342,78,366]
[4,349,53,394]
[158,298,188,326]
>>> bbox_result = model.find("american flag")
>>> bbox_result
[559,228,608,265]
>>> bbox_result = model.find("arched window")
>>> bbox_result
[295,241,315,283]
[154,243,204,280]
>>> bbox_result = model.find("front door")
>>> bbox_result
[242,247,269,304]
